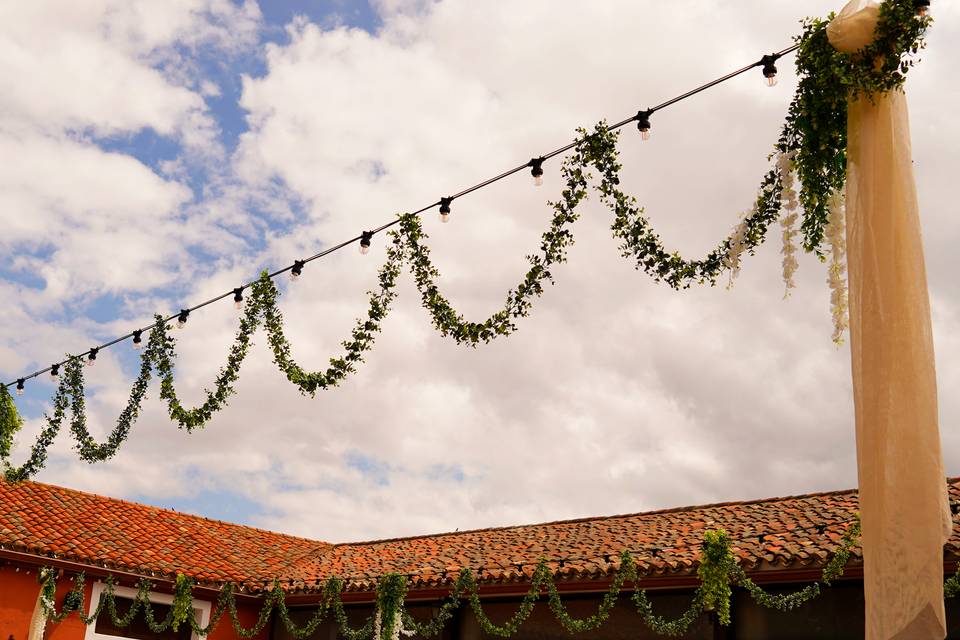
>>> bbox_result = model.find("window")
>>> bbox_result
[84,582,211,640]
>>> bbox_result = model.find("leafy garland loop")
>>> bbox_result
[38,524,864,639]
[0,0,931,480]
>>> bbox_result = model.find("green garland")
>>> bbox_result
[729,518,862,612]
[0,0,930,479]
[598,130,785,290]
[398,138,590,346]
[263,240,403,395]
[783,0,930,255]
[699,530,735,625]
[38,524,867,639]
[0,386,23,461]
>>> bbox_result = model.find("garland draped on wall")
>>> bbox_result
[37,524,866,639]
[0,0,930,479]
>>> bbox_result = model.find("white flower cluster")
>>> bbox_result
[778,151,800,297]
[826,190,848,345]
[374,605,414,640]
[724,213,751,290]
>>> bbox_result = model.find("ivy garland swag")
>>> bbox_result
[0,0,931,480]
[36,524,866,639]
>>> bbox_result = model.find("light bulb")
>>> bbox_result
[86,357,95,367]
[360,244,370,255]
[16,380,24,396]
[360,231,373,254]
[529,158,544,187]
[291,260,304,280]
[761,55,778,89]
[919,6,928,16]
[439,198,452,224]
[636,110,652,141]
[233,288,244,310]
[16,387,24,396]
[132,330,143,349]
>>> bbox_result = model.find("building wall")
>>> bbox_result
[0,564,267,640]
[0,564,81,640]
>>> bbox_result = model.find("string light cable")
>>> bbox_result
[3,45,798,391]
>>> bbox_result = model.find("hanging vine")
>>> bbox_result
[37,523,872,640]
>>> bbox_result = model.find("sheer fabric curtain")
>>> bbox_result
[828,2,951,638]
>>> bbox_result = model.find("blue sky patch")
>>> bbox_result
[133,487,272,526]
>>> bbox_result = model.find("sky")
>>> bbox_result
[1,0,958,543]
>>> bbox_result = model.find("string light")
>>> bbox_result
[915,0,930,17]
[177,309,190,329]
[636,110,652,140]
[528,158,545,187]
[16,379,24,396]
[761,54,779,87]
[2,43,804,391]
[50,364,59,379]
[87,348,98,367]
[359,231,373,255]
[233,288,244,310]
[439,197,453,223]
[291,260,305,280]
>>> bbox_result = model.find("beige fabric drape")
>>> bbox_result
[28,584,48,640]
[828,2,952,639]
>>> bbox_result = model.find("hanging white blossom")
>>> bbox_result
[778,151,800,297]
[393,613,410,640]
[374,599,412,640]
[826,190,848,345]
[724,212,751,290]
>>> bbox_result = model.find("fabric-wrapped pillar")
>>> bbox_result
[28,585,48,640]
[828,2,951,638]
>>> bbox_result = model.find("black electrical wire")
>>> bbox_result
[3,45,799,389]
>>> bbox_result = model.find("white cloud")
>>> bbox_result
[3,0,959,544]
[0,0,264,304]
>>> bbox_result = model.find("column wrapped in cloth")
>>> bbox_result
[827,1,952,638]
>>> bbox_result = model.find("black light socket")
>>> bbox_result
[636,109,652,138]
[529,157,545,179]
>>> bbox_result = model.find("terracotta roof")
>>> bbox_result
[283,480,960,592]
[0,479,327,587]
[3,478,959,593]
